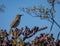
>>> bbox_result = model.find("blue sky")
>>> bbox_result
[0,0,60,42]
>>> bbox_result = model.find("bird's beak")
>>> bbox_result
[21,14,24,16]
[20,14,24,16]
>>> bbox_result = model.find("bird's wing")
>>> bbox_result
[10,19,18,28]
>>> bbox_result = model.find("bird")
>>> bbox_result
[10,14,23,28]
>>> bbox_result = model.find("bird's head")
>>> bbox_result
[17,14,23,17]
[16,14,23,19]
